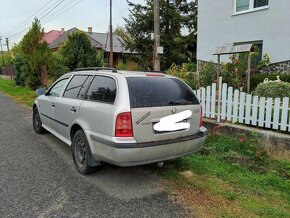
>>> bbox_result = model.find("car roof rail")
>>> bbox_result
[74,67,118,73]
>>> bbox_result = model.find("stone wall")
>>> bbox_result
[261,60,290,74]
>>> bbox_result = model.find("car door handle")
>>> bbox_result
[51,103,55,108]
[71,107,77,112]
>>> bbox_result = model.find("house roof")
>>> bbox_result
[214,44,254,55]
[48,27,133,54]
[44,30,64,45]
[88,32,132,53]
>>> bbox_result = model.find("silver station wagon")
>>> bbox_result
[33,68,207,174]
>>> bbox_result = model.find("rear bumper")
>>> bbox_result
[87,127,207,167]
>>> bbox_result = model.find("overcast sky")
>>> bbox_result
[0,0,145,48]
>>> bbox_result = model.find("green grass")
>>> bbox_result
[156,133,290,217]
[0,78,36,107]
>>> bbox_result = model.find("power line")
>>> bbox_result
[4,0,82,43]
[2,0,57,36]
[38,0,66,21]
[42,0,82,24]
[5,0,66,39]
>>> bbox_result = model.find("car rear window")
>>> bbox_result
[126,77,199,108]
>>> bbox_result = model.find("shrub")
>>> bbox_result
[50,53,70,81]
[184,72,199,90]
[199,62,216,87]
[253,82,290,99]
[250,73,290,91]
[127,61,140,71]
[167,63,199,90]
[186,62,197,72]
[116,61,128,70]
[116,60,140,71]
[59,31,102,70]
[13,54,29,86]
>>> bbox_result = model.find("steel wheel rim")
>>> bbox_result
[75,137,86,167]
[34,110,41,128]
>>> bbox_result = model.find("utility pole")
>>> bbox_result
[5,38,9,52]
[154,0,160,71]
[109,0,114,68]
[0,37,4,65]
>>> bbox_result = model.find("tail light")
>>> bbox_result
[200,107,203,127]
[146,73,165,77]
[115,112,133,137]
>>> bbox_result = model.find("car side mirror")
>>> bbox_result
[36,88,46,96]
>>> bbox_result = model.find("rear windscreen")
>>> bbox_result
[126,77,199,108]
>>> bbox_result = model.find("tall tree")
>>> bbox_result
[124,0,198,70]
[19,18,53,88]
[59,31,103,71]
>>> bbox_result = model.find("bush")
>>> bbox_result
[167,63,199,90]
[253,82,290,99]
[116,61,128,70]
[251,73,290,91]
[184,72,199,90]
[186,62,197,72]
[13,54,29,86]
[50,53,69,81]
[199,62,216,87]
[60,31,102,70]
[0,52,13,69]
[127,61,140,71]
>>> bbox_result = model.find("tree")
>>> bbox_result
[59,31,103,71]
[124,0,198,70]
[19,18,53,88]
[114,26,133,45]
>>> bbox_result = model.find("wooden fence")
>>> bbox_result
[194,77,290,132]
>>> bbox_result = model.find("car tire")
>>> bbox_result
[72,130,97,175]
[33,106,46,134]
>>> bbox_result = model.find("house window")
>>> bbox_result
[235,0,269,13]
[254,0,269,8]
[236,0,250,12]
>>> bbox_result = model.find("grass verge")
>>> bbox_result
[155,132,290,217]
[0,78,36,107]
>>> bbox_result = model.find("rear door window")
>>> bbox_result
[126,77,199,108]
[63,75,91,99]
[86,76,117,103]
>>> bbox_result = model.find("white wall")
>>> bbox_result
[197,0,290,63]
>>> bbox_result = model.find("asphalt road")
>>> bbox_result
[0,93,181,217]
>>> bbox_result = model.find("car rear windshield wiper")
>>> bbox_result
[169,100,192,105]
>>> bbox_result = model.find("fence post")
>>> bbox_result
[217,77,222,122]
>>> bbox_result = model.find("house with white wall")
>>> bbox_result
[197,0,290,73]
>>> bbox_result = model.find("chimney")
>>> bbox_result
[61,28,65,31]
[88,27,93,33]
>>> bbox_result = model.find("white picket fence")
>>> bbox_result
[194,77,290,133]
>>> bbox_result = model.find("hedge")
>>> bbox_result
[253,81,290,99]
[250,73,290,91]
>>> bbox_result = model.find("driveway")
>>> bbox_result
[0,93,180,217]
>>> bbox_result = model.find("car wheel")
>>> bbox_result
[72,130,97,175]
[33,107,46,134]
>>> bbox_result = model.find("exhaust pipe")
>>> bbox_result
[157,161,164,168]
